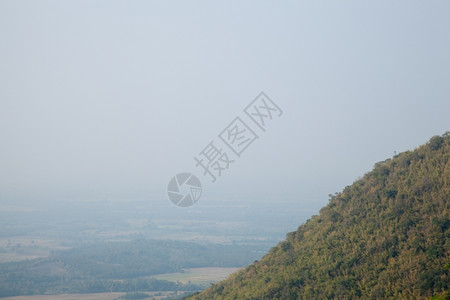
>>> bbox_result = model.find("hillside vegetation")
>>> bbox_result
[187,133,450,299]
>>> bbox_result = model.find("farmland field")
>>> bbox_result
[151,267,241,284]
[0,292,125,300]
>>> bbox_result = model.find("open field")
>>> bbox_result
[0,292,125,300]
[0,237,64,263]
[151,267,241,284]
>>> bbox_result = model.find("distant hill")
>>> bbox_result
[187,133,450,299]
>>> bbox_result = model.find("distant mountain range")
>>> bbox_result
[187,133,450,299]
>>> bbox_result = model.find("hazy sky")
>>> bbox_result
[1,1,449,209]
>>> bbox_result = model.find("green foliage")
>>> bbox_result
[429,291,450,300]
[186,133,450,299]
[429,135,445,150]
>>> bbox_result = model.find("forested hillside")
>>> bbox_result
[187,133,450,299]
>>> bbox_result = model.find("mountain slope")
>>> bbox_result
[187,134,450,299]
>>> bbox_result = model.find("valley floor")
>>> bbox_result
[0,291,190,300]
